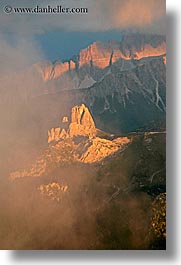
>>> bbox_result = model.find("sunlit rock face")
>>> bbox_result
[48,104,96,143]
[35,34,166,82]
[118,34,166,60]
[79,41,112,69]
[48,127,68,143]
[69,104,96,138]
[79,39,166,68]
[163,56,166,65]
[35,60,76,81]
[129,43,166,60]
[9,103,132,180]
[80,137,130,163]
[62,116,69,123]
[38,182,68,202]
[10,135,131,180]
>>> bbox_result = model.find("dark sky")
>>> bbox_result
[35,30,122,61]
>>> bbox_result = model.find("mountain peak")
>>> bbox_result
[48,104,96,143]
[35,34,166,82]
[78,41,112,69]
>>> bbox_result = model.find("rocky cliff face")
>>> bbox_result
[26,34,166,136]
[78,41,112,69]
[69,104,96,138]
[1,34,166,176]
[28,54,166,141]
[10,135,131,180]
[78,35,166,69]
[48,104,96,143]
[35,34,166,83]
[118,34,166,60]
[9,103,131,180]
[38,182,68,202]
[35,60,76,81]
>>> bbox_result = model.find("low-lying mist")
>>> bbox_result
[0,36,44,175]
[0,159,161,250]
[0,32,166,250]
[0,35,73,177]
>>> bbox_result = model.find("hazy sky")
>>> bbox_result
[0,0,166,61]
[35,30,123,61]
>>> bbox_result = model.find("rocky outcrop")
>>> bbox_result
[38,182,68,202]
[163,56,166,65]
[10,139,80,180]
[48,104,96,143]
[35,34,166,81]
[80,137,130,163]
[35,60,76,81]
[79,41,112,69]
[118,33,166,60]
[69,104,96,138]
[62,116,68,123]
[9,103,132,180]
[78,37,166,68]
[48,128,61,143]
[151,192,166,239]
[48,127,68,143]
[10,135,131,180]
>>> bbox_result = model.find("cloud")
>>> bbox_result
[0,35,44,75]
[112,0,165,28]
[0,0,166,35]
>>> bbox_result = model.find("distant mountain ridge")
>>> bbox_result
[0,33,166,168]
[1,33,166,250]
[35,34,166,83]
